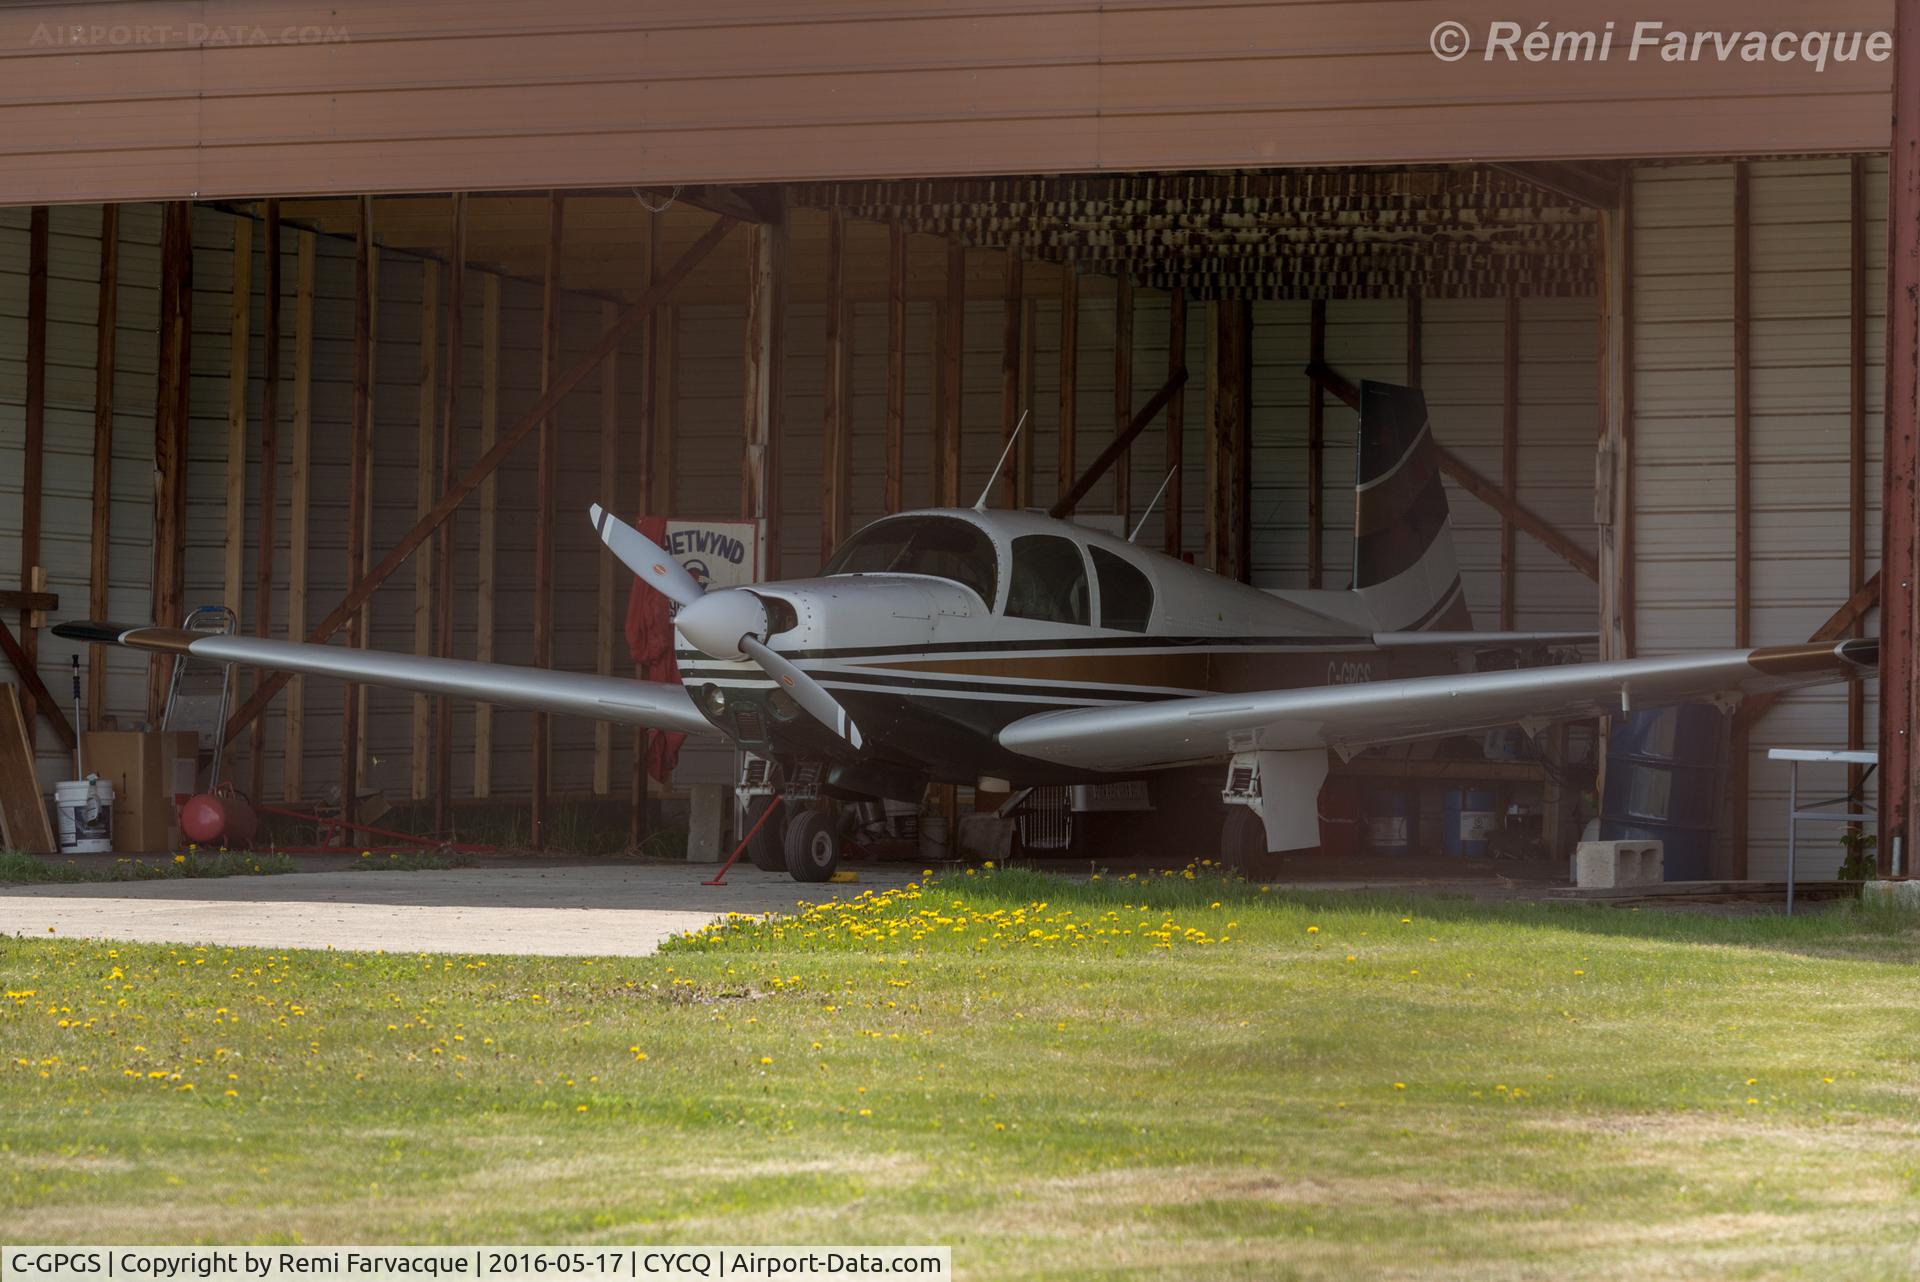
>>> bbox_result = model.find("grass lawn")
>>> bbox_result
[0,849,298,884]
[2,867,1918,1279]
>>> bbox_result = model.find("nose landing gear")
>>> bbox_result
[735,754,844,882]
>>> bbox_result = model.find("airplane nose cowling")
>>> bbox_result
[674,589,768,661]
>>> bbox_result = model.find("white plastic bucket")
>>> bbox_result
[54,776,114,854]
[918,813,950,862]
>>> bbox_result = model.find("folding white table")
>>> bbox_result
[1765,748,1876,915]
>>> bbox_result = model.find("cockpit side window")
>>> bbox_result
[1090,546,1154,632]
[1005,535,1091,625]
[821,515,997,604]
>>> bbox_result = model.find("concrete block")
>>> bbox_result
[1861,880,1920,911]
[1575,839,1664,889]
[686,784,726,863]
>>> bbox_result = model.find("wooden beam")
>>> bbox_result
[19,206,46,749]
[251,199,281,801]
[594,299,620,796]
[822,210,850,560]
[1018,296,1038,511]
[1206,301,1252,580]
[0,592,58,614]
[149,202,191,724]
[884,221,906,513]
[474,273,500,800]
[1730,160,1752,879]
[658,305,679,514]
[1163,289,1186,558]
[1307,359,1358,409]
[533,192,564,848]
[1596,180,1636,665]
[1405,292,1422,387]
[355,246,380,788]
[742,214,787,570]
[1489,160,1628,210]
[630,218,661,849]
[223,216,252,626]
[410,258,439,805]
[222,215,740,747]
[999,245,1024,508]
[1113,274,1134,522]
[86,206,118,731]
[434,194,466,832]
[1500,296,1520,630]
[1050,368,1188,520]
[284,231,315,804]
[1057,267,1079,506]
[1884,0,1920,875]
[1306,299,1325,587]
[1848,156,1869,801]
[941,236,965,506]
[341,195,373,823]
[0,617,74,751]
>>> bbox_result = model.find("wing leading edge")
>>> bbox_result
[50,622,714,736]
[997,640,1878,773]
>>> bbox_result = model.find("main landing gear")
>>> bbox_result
[739,757,844,883]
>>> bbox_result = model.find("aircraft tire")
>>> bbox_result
[785,808,841,882]
[744,796,786,872]
[1221,807,1269,875]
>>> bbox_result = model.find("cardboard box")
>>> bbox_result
[83,731,200,853]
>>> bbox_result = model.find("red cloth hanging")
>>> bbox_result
[623,515,687,784]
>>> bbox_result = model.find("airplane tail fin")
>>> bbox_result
[1351,380,1471,632]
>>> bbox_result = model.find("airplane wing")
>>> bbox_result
[50,622,714,736]
[997,639,1878,773]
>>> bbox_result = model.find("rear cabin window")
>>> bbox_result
[1091,546,1154,632]
[1005,535,1091,625]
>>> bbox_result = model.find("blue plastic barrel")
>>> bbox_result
[1443,788,1497,857]
[1600,705,1728,881]
[1365,789,1410,854]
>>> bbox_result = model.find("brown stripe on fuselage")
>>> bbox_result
[1747,643,1845,675]
[118,627,197,655]
[869,647,1408,695]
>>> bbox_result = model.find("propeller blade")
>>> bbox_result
[739,635,865,751]
[589,504,703,608]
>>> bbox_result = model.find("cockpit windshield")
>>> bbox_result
[822,516,998,604]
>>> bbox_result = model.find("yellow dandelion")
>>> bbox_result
[759,1056,773,1065]
[1393,1082,1407,1091]
[1306,925,1319,934]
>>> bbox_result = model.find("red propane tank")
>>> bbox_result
[179,791,258,849]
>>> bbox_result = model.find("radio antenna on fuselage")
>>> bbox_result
[973,411,1030,511]
[1128,466,1179,543]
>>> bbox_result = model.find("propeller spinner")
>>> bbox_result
[588,504,865,750]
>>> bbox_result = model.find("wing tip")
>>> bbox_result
[50,620,132,645]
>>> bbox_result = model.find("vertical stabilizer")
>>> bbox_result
[1351,380,1471,631]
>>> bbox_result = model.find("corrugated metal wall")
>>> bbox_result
[1631,157,1886,878]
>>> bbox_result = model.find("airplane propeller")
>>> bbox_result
[588,504,864,750]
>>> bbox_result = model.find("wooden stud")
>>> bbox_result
[434,195,466,833]
[283,231,315,803]
[474,273,500,800]
[18,207,47,747]
[533,193,564,849]
[1019,296,1038,511]
[1730,161,1752,878]
[941,236,965,506]
[1113,275,1134,523]
[742,218,785,562]
[1848,157,1868,790]
[630,219,662,849]
[86,206,119,730]
[1306,300,1326,588]
[251,200,282,801]
[1057,267,1079,506]
[1164,290,1186,558]
[341,196,374,824]
[223,217,741,747]
[1500,296,1520,630]
[355,246,380,787]
[223,217,252,625]
[1050,370,1189,520]
[999,246,1023,507]
[822,210,850,560]
[1884,0,1920,874]
[1406,293,1423,386]
[1595,184,1635,666]
[884,222,906,513]
[594,299,621,796]
[149,202,191,724]
[1205,301,1252,581]
[410,259,439,805]
[657,305,679,516]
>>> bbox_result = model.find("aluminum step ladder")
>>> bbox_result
[160,605,238,790]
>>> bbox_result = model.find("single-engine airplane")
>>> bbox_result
[58,382,1877,880]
